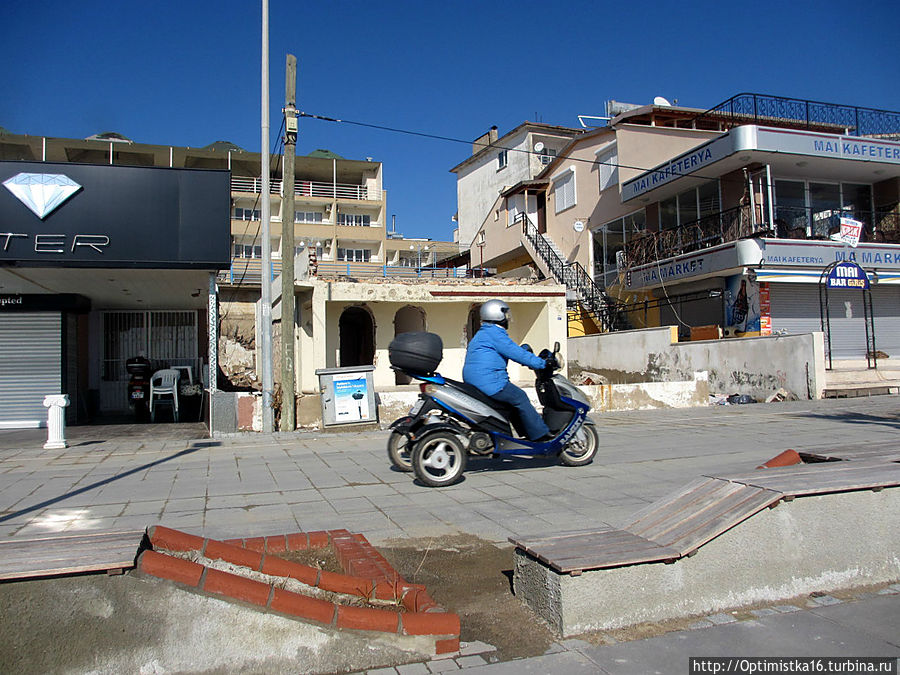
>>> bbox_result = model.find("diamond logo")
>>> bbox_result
[3,172,82,219]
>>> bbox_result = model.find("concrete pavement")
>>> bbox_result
[1,396,899,673]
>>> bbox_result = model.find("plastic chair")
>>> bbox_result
[150,369,180,422]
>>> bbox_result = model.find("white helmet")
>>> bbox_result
[480,299,510,324]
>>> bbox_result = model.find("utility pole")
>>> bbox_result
[259,0,274,433]
[281,54,297,431]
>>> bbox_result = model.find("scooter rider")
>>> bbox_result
[463,299,552,441]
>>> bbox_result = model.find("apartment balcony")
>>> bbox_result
[231,176,382,202]
[622,205,900,268]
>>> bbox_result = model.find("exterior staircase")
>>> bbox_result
[519,216,628,332]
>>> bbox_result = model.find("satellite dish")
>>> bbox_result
[534,141,545,153]
[653,96,672,107]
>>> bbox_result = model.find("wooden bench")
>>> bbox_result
[0,530,144,580]
[510,457,900,575]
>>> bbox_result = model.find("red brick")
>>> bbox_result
[336,605,400,633]
[222,537,245,547]
[264,535,288,554]
[348,559,381,578]
[204,540,263,570]
[148,526,205,553]
[260,555,319,585]
[401,611,460,636]
[307,531,329,548]
[329,528,353,540]
[202,568,270,606]
[137,550,204,587]
[270,588,336,625]
[242,537,267,553]
[401,588,438,612]
[318,570,374,597]
[285,532,309,551]
[435,637,460,654]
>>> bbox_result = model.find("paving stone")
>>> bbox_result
[426,660,460,672]
[773,604,802,613]
[396,663,429,675]
[706,612,738,624]
[688,619,714,630]
[809,595,842,606]
[457,641,497,656]
[750,608,779,617]
[453,655,487,668]
[366,668,397,675]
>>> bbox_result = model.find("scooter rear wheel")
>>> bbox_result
[559,423,599,467]
[387,430,413,472]
[412,431,467,487]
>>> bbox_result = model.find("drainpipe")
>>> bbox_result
[765,164,775,229]
[745,168,756,229]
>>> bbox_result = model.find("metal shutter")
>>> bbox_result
[871,286,900,357]
[0,313,61,428]
[769,283,882,359]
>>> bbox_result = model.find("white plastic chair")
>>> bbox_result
[150,369,180,422]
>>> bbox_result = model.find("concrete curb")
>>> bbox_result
[140,525,460,653]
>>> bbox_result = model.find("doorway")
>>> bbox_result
[393,305,426,384]
[339,306,375,367]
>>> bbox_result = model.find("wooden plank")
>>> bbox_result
[639,485,776,546]
[622,477,718,530]
[550,545,681,573]
[708,458,899,485]
[509,526,616,550]
[657,490,779,554]
[0,531,143,580]
[626,480,744,538]
[720,464,900,496]
[522,531,648,566]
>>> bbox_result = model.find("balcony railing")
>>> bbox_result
[622,206,900,269]
[231,176,382,201]
[217,258,478,285]
[691,93,900,138]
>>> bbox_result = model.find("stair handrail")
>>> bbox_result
[519,215,617,330]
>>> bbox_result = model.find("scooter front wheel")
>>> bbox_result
[412,431,467,487]
[387,430,413,472]
[559,423,599,467]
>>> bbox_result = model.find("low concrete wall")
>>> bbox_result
[514,488,900,636]
[568,327,826,400]
[376,374,709,425]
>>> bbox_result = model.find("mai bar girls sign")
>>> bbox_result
[825,261,869,289]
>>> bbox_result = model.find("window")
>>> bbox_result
[294,211,324,224]
[594,210,646,288]
[507,195,524,227]
[233,243,262,259]
[232,207,260,221]
[553,168,576,214]
[497,150,508,170]
[337,248,371,262]
[660,182,720,229]
[539,148,557,166]
[596,147,619,192]
[337,213,371,227]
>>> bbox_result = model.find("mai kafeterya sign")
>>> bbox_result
[0,161,231,269]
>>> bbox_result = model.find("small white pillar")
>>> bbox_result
[43,394,70,449]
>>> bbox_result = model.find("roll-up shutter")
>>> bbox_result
[871,286,900,357]
[769,283,888,359]
[0,313,61,427]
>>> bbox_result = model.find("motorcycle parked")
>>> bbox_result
[125,355,152,421]
[387,332,598,487]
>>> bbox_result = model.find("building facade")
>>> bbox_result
[463,94,900,360]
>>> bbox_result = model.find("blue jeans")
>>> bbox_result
[493,382,550,441]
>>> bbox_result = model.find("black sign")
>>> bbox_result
[0,161,231,269]
[0,293,91,313]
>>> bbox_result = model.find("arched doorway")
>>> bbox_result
[339,306,375,367]
[394,305,426,384]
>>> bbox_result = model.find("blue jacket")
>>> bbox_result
[462,323,547,396]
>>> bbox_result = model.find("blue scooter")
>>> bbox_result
[387,342,598,487]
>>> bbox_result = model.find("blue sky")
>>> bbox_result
[3,1,899,241]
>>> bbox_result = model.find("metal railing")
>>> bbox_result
[518,215,625,331]
[691,93,900,138]
[622,207,900,269]
[218,257,477,284]
[231,176,382,201]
